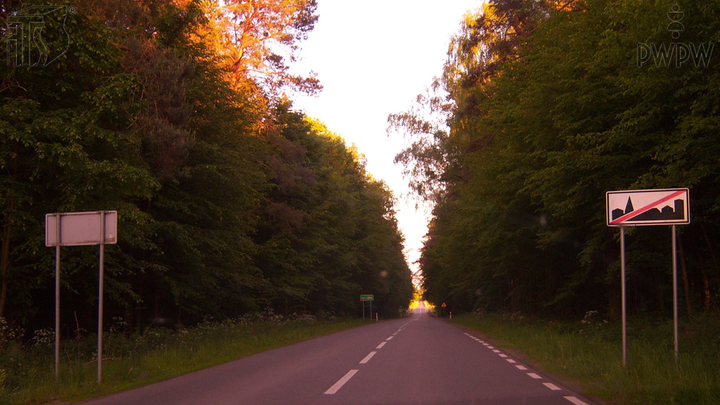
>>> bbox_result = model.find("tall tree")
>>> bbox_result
[206,0,321,95]
[397,0,720,316]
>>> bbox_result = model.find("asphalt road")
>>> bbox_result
[81,304,600,405]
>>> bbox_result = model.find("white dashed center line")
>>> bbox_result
[359,351,376,364]
[527,373,542,379]
[325,369,358,395]
[376,342,386,349]
[515,365,528,370]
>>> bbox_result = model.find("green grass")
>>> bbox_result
[452,312,720,405]
[0,314,370,405]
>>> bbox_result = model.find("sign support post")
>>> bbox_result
[672,225,679,364]
[606,188,689,367]
[620,226,627,367]
[55,217,61,381]
[46,211,117,385]
[98,211,105,385]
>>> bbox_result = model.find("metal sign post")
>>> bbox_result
[606,189,689,366]
[55,221,61,382]
[620,227,627,366]
[45,211,117,383]
[98,211,105,385]
[672,225,679,364]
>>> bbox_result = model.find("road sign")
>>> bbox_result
[46,211,118,246]
[45,210,117,385]
[606,189,691,366]
[606,188,690,227]
[360,294,374,301]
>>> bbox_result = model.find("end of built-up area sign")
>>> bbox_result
[605,188,690,367]
[606,188,690,227]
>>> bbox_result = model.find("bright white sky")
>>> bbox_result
[292,1,483,280]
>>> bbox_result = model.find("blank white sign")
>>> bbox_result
[45,211,117,246]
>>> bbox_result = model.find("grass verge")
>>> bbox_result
[452,312,720,405]
[1,314,370,405]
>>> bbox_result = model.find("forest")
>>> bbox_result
[392,0,720,318]
[0,0,414,339]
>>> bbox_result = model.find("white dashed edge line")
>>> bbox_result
[543,382,562,391]
[464,333,595,404]
[564,396,590,405]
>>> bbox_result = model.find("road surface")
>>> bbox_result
[81,303,599,405]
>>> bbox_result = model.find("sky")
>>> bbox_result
[292,0,483,281]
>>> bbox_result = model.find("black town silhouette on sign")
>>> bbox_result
[611,197,686,222]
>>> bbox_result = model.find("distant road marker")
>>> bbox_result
[376,342,387,349]
[527,373,542,379]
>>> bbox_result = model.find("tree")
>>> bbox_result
[1,0,413,337]
[398,0,720,316]
[0,5,161,321]
[206,0,321,95]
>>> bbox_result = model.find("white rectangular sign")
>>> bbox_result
[606,189,690,227]
[45,211,118,246]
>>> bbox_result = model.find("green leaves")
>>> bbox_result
[1,0,412,335]
[404,0,720,316]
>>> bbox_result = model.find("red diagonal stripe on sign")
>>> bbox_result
[609,190,685,225]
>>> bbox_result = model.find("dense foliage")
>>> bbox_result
[0,0,413,341]
[394,0,720,318]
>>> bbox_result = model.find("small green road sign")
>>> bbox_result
[360,294,374,301]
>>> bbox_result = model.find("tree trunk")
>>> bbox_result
[700,224,718,311]
[0,196,14,320]
[702,273,711,310]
